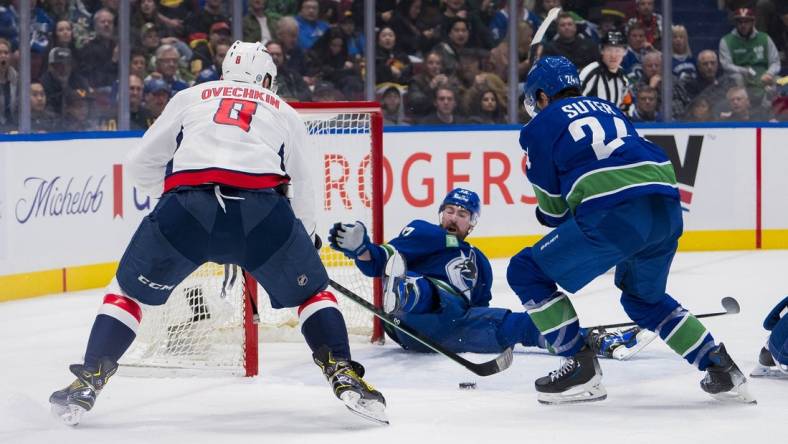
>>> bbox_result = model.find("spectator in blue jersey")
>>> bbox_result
[328,188,650,359]
[338,10,366,60]
[141,77,170,125]
[0,1,18,51]
[488,0,542,46]
[621,23,652,77]
[295,0,329,50]
[751,296,788,379]
[671,25,696,82]
[511,55,754,405]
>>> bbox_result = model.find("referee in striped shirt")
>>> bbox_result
[579,31,630,110]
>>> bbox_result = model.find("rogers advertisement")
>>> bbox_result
[0,126,786,279]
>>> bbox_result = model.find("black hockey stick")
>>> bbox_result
[591,297,740,330]
[328,278,514,377]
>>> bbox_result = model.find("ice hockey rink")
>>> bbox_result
[1,250,786,444]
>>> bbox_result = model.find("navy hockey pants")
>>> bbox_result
[116,186,328,308]
[508,194,685,333]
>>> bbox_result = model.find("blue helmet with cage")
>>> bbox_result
[522,56,581,117]
[440,188,481,226]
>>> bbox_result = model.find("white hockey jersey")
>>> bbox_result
[125,79,317,235]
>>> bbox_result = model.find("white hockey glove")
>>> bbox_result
[328,221,371,259]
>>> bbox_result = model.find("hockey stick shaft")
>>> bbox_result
[328,278,513,377]
[592,297,740,330]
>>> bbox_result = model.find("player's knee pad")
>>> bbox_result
[506,247,557,306]
[620,292,680,330]
[769,314,788,366]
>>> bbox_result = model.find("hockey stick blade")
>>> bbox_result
[592,297,741,330]
[527,7,561,66]
[328,279,513,377]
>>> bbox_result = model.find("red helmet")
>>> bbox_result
[732,8,755,20]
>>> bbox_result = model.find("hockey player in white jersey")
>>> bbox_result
[50,41,387,425]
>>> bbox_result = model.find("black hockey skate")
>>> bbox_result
[313,346,388,425]
[50,357,118,425]
[701,343,757,404]
[587,326,657,361]
[535,345,607,405]
[749,346,788,379]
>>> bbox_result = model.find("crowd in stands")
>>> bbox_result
[0,0,787,133]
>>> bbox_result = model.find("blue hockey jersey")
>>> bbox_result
[356,220,494,308]
[519,96,679,227]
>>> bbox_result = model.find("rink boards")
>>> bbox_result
[1,123,787,300]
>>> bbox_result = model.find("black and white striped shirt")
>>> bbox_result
[578,61,630,109]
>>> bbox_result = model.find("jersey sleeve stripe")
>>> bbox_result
[532,185,570,217]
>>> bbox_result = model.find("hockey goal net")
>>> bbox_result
[120,102,384,377]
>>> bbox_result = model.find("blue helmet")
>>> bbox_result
[523,56,581,117]
[440,188,481,226]
[195,67,220,85]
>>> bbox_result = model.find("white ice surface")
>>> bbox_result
[1,251,787,444]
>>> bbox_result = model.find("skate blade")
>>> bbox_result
[709,380,757,405]
[538,377,608,405]
[50,402,86,426]
[749,365,788,379]
[340,391,389,425]
[612,330,658,361]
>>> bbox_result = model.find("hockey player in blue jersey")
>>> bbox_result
[49,41,386,425]
[327,187,650,358]
[509,55,754,405]
[751,296,788,379]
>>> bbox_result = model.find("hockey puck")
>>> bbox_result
[458,382,477,390]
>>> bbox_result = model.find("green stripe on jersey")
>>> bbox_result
[567,162,677,212]
[527,295,578,334]
[665,314,708,357]
[380,244,396,260]
[532,185,569,218]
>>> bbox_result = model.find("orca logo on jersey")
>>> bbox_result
[444,250,478,299]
